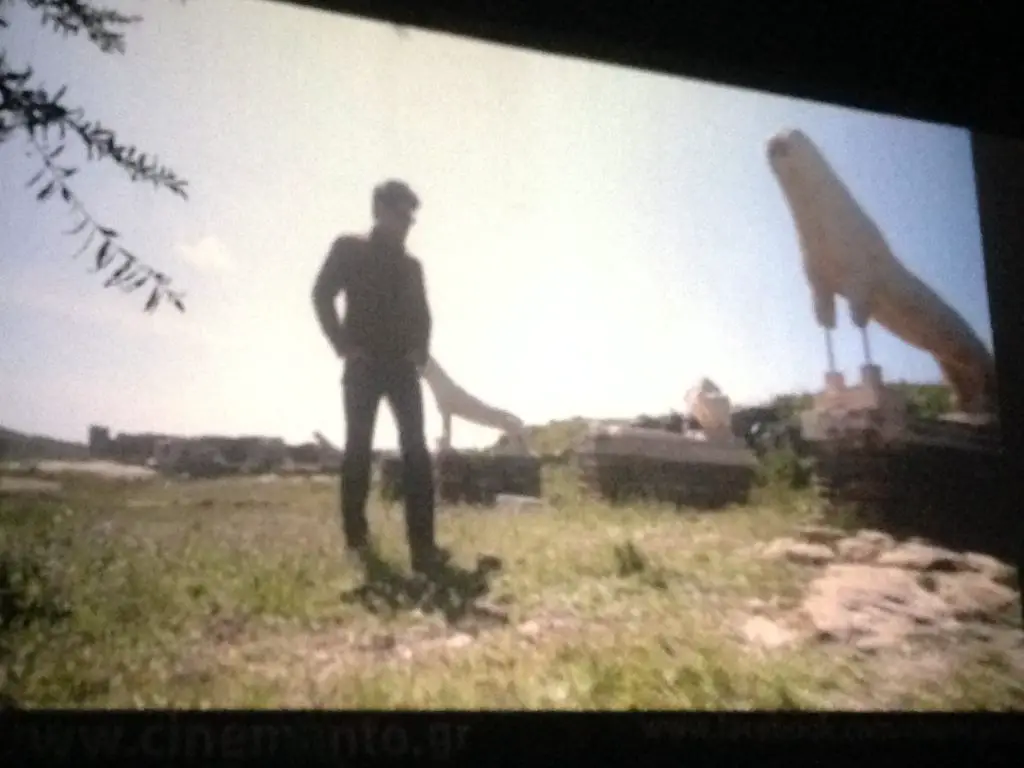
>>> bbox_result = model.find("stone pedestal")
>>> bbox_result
[803,364,908,444]
[379,451,543,506]
[825,370,846,392]
[575,427,757,509]
[860,363,883,391]
[577,452,756,509]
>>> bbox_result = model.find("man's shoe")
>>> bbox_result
[410,545,451,575]
[345,541,373,566]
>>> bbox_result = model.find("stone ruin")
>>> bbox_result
[311,432,342,470]
[149,435,290,479]
[380,449,543,506]
[800,365,1001,505]
[84,354,544,494]
[378,357,543,506]
[797,364,1008,561]
[575,378,759,509]
[88,426,167,467]
[88,424,341,479]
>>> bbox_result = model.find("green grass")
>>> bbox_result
[1,464,1021,710]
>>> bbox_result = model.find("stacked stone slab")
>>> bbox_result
[800,366,1002,511]
[379,451,543,506]
[806,419,1002,515]
[576,451,756,509]
[575,426,758,509]
[798,366,1008,559]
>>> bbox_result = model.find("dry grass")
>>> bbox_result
[1,465,1021,710]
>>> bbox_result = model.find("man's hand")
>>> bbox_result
[406,349,428,370]
[313,238,354,353]
[326,327,364,361]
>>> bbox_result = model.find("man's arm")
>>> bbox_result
[407,257,432,368]
[312,238,356,359]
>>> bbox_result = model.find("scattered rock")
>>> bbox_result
[876,541,967,573]
[876,542,949,570]
[762,537,834,565]
[548,684,570,702]
[852,634,894,655]
[744,598,770,615]
[760,537,800,560]
[446,633,474,649]
[518,620,541,636]
[932,573,1018,622]
[795,525,847,546]
[798,536,1021,653]
[963,624,997,642]
[741,616,798,650]
[803,564,954,646]
[916,573,939,593]
[962,552,1018,587]
[854,529,896,552]
[785,542,835,566]
[837,536,884,564]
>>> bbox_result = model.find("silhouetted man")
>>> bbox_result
[312,180,445,573]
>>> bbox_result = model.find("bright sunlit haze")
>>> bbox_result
[0,0,994,449]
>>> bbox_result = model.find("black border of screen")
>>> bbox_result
[3,0,1021,762]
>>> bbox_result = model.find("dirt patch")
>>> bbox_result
[188,596,624,690]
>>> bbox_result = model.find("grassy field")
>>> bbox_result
[1,464,1021,710]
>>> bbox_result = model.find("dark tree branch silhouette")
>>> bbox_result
[0,0,190,313]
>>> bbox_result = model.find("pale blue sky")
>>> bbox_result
[0,0,993,449]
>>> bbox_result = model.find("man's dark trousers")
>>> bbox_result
[341,356,436,557]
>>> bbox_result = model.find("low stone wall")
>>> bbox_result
[806,438,1013,562]
[379,452,543,506]
[576,454,756,509]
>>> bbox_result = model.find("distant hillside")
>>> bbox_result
[0,382,956,464]
[0,426,90,462]
[500,381,955,456]
[756,381,953,422]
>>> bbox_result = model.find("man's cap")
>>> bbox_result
[373,179,420,211]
